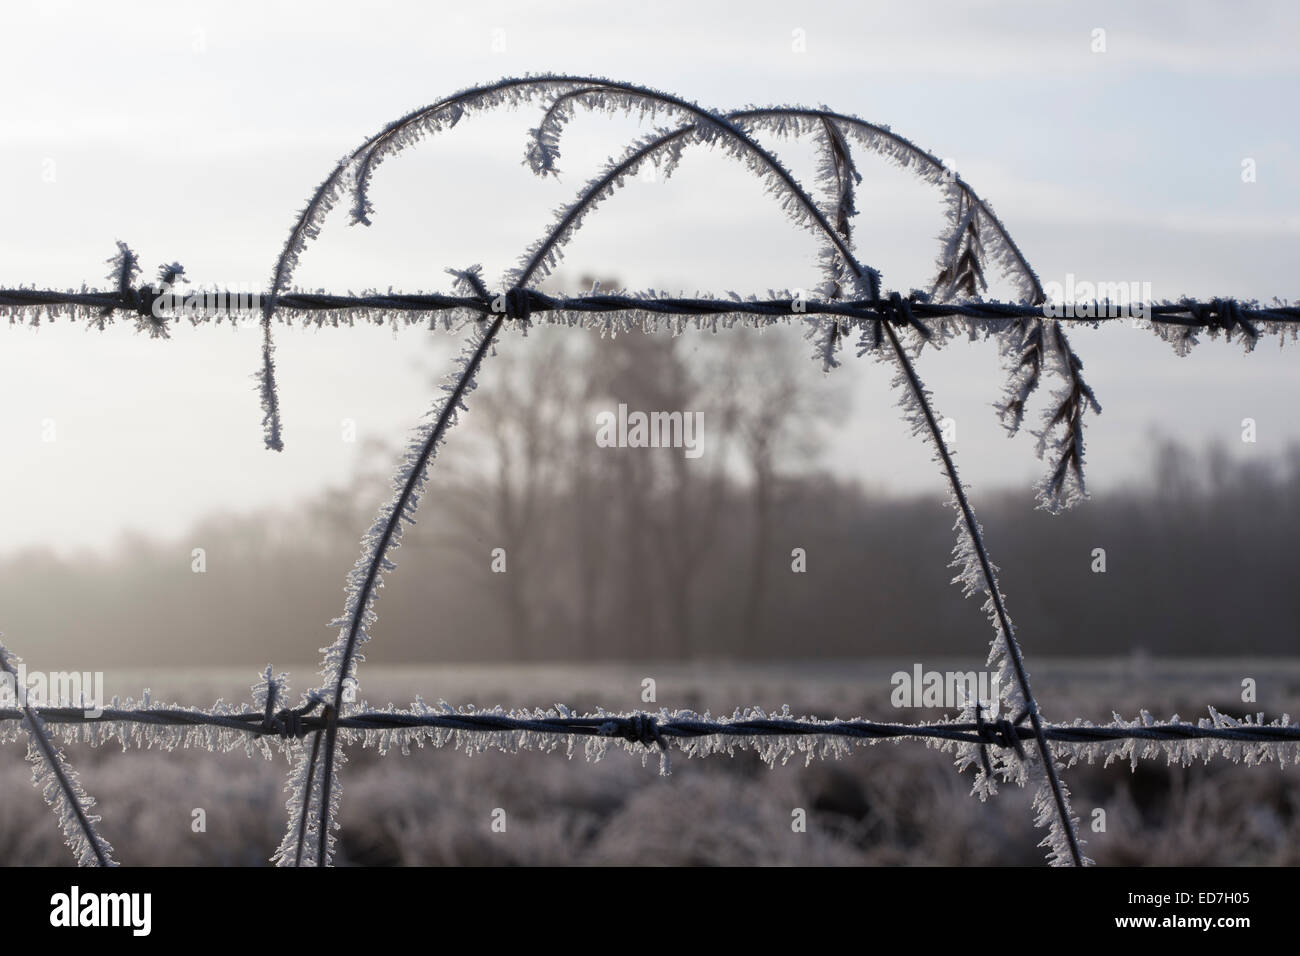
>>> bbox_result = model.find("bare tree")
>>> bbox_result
[434,335,579,658]
[723,329,843,649]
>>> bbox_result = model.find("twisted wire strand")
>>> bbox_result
[2,286,1297,327]
[5,704,1295,746]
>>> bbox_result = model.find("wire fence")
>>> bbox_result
[11,697,1300,753]
[5,284,1299,331]
[3,73,1298,869]
[7,680,1300,827]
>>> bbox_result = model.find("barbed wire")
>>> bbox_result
[2,285,1298,333]
[10,692,1299,813]
[7,72,1298,870]
[7,699,1297,748]
[4,280,1297,868]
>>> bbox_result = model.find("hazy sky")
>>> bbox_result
[1,0,1298,553]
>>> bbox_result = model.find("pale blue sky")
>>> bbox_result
[1,0,1297,552]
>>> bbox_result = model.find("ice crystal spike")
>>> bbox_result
[257,318,284,452]
[931,186,987,303]
[1031,323,1101,513]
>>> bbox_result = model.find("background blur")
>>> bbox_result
[1,1,1297,865]
[3,322,1300,668]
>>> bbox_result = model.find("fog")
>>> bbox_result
[5,322,1295,671]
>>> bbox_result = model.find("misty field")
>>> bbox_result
[3,657,1297,866]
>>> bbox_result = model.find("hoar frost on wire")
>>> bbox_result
[856,322,1087,864]
[13,688,1296,783]
[303,166,1093,857]
[9,75,1300,866]
[509,91,880,300]
[539,90,1093,510]
[275,268,499,867]
[0,639,116,866]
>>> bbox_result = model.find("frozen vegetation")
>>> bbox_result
[2,660,1297,866]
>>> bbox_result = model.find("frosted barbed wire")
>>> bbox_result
[734,107,1044,304]
[261,75,616,451]
[857,311,1085,864]
[269,74,878,318]
[812,118,860,293]
[799,116,864,372]
[8,695,1298,771]
[0,640,116,866]
[931,186,986,302]
[8,75,1300,867]
[6,662,1295,869]
[522,96,1035,310]
[525,86,689,179]
[780,89,1085,860]
[996,319,1046,437]
[22,735,116,867]
[511,88,881,299]
[737,102,1100,514]
[1031,323,1101,512]
[510,115,878,299]
[270,76,605,300]
[277,267,504,867]
[4,283,1297,336]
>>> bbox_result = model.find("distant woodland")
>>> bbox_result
[7,325,1299,669]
